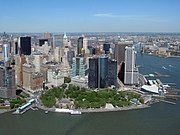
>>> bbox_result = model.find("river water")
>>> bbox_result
[0,50,180,135]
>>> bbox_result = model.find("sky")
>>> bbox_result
[0,0,180,33]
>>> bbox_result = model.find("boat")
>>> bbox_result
[70,110,82,115]
[162,66,166,69]
[45,111,48,114]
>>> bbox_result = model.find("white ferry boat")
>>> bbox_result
[70,110,82,115]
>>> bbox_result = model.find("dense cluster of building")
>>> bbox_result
[0,32,139,98]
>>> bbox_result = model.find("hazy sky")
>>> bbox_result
[0,0,180,33]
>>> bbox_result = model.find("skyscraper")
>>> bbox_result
[53,34,64,48]
[115,41,133,65]
[108,59,117,87]
[0,66,16,98]
[71,57,87,77]
[44,32,51,39]
[77,37,83,56]
[124,46,139,85]
[103,43,110,54]
[99,56,108,88]
[88,56,117,88]
[39,39,48,46]
[88,57,98,88]
[19,37,31,55]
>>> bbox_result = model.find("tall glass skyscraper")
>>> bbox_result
[0,66,16,98]
[99,56,108,88]
[71,57,87,77]
[103,43,110,54]
[88,56,117,88]
[53,34,64,48]
[19,37,31,55]
[88,57,98,88]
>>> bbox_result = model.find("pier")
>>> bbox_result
[161,100,176,105]
[154,72,170,77]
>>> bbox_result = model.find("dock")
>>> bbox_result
[161,100,176,105]
[165,94,180,99]
[154,72,170,77]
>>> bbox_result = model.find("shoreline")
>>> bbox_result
[37,104,150,114]
[77,104,150,113]
[0,109,15,114]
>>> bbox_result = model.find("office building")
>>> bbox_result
[99,56,108,88]
[53,34,64,48]
[88,57,98,88]
[15,55,26,86]
[0,66,16,98]
[108,59,117,87]
[47,68,64,87]
[19,37,31,55]
[33,54,43,72]
[77,37,83,55]
[71,57,87,77]
[23,63,43,92]
[115,41,133,65]
[44,32,51,39]
[39,39,48,46]
[103,43,110,54]
[124,46,139,85]
[88,56,117,88]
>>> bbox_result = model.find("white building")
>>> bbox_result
[124,46,139,85]
[47,69,64,87]
[71,76,88,88]
[33,54,43,72]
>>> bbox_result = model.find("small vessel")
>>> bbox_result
[169,65,173,67]
[45,111,48,114]
[70,110,82,115]
[162,66,166,69]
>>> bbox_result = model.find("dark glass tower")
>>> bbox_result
[39,39,48,46]
[108,59,117,87]
[99,56,108,88]
[88,57,98,88]
[103,43,110,54]
[88,56,117,88]
[19,37,31,55]
[77,37,83,56]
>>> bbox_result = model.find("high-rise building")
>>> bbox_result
[44,32,51,39]
[124,46,139,85]
[88,57,98,88]
[19,37,31,55]
[71,57,87,77]
[103,43,110,54]
[39,39,48,46]
[115,41,133,65]
[77,37,83,56]
[108,59,117,87]
[53,34,63,48]
[3,44,9,63]
[0,66,16,98]
[99,56,108,88]
[88,56,117,88]
[15,55,26,86]
[23,63,43,91]
[14,41,18,55]
[83,37,89,54]
[67,50,75,65]
[33,54,43,72]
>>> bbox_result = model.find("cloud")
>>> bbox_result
[93,13,168,22]
[93,13,117,17]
